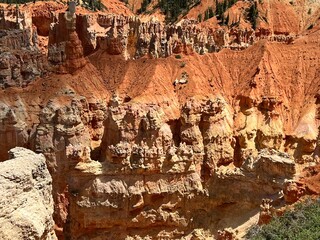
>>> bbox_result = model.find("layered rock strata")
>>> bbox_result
[1,91,319,238]
[0,1,319,239]
[34,95,106,236]
[65,95,297,239]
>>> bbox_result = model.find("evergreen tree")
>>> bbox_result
[159,0,199,23]
[225,13,229,25]
[248,2,258,29]
[228,0,236,7]
[221,13,224,24]
[222,0,227,12]
[216,0,224,20]
[208,7,214,18]
[204,9,209,20]
[138,0,151,14]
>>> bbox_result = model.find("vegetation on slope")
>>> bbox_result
[134,0,261,30]
[199,0,237,25]
[158,0,200,22]
[137,0,151,14]
[248,1,258,29]
[247,198,320,240]
[82,0,104,11]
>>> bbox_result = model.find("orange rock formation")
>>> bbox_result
[0,0,319,239]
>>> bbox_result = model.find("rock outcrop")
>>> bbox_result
[0,147,56,240]
[0,1,319,239]
[49,13,258,60]
[0,103,29,161]
[34,94,106,236]
[67,138,296,239]
[0,6,48,88]
[48,9,298,61]
[60,95,298,238]
[48,5,86,73]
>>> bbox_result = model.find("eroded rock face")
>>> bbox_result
[0,147,56,240]
[0,91,316,239]
[48,9,86,73]
[48,12,290,60]
[0,8,48,88]
[233,96,285,166]
[0,90,319,238]
[0,103,28,161]
[0,1,319,239]
[0,28,48,88]
[34,94,106,236]
[61,95,297,239]
[67,135,296,239]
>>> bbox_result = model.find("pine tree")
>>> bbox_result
[222,0,227,12]
[248,2,258,29]
[225,13,229,25]
[204,9,209,20]
[138,0,151,14]
[208,7,214,18]
[216,0,224,20]
[221,13,224,24]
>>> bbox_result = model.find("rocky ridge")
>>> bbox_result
[49,12,295,62]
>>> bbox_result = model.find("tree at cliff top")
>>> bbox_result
[203,0,237,26]
[74,0,104,11]
[247,198,320,240]
[158,0,200,22]
[137,0,151,14]
[248,1,258,29]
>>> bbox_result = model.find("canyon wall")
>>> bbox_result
[64,96,298,239]
[0,1,319,239]
[48,12,295,62]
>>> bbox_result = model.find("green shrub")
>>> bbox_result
[247,199,320,240]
